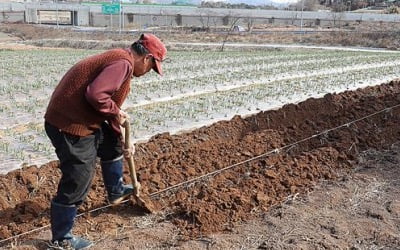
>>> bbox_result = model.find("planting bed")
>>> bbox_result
[1,80,400,248]
[1,48,400,172]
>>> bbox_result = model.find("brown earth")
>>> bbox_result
[6,145,399,250]
[1,79,400,249]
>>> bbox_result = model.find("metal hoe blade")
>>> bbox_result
[123,120,155,213]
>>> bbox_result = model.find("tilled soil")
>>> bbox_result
[1,79,400,247]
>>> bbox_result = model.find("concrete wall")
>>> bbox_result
[2,2,400,23]
[86,12,359,30]
[1,2,400,28]
[77,9,89,26]
[25,8,36,23]
[0,10,24,22]
[0,9,373,30]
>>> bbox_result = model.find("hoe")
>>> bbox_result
[123,120,155,213]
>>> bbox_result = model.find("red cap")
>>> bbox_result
[139,33,167,75]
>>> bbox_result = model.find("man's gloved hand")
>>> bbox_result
[119,111,134,159]
[122,143,135,159]
[118,110,130,126]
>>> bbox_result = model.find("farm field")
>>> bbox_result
[0,39,400,249]
[1,48,400,173]
[0,79,400,249]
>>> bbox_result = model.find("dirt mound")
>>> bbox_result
[1,79,400,245]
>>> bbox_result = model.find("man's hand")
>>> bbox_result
[123,143,135,159]
[118,110,130,126]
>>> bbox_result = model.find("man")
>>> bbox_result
[44,33,167,250]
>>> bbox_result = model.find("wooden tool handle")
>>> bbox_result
[123,121,140,195]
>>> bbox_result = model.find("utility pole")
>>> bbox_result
[119,0,121,34]
[300,0,304,32]
[122,4,124,32]
[56,0,59,28]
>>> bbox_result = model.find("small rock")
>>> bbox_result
[366,208,386,221]
[256,192,270,204]
[242,151,253,157]
[258,241,269,249]
[265,170,277,179]
[386,201,400,217]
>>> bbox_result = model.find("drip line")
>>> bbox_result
[148,104,400,197]
[1,103,399,245]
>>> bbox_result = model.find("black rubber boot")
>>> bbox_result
[49,201,93,250]
[101,157,133,205]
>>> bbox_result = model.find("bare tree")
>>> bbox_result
[198,9,213,29]
[290,11,298,25]
[246,17,254,32]
[220,15,241,52]
[199,14,206,28]
[330,12,345,27]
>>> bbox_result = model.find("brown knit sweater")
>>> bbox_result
[45,49,133,136]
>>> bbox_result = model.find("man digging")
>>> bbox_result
[44,34,167,250]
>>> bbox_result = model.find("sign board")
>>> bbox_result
[102,4,120,15]
[38,10,72,25]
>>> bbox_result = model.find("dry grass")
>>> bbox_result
[1,23,400,50]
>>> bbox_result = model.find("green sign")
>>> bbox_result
[102,4,120,15]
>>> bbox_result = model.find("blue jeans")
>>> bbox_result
[45,121,123,206]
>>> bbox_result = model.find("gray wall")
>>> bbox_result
[90,13,364,30]
[0,11,24,23]
[77,9,89,26]
[1,2,400,29]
